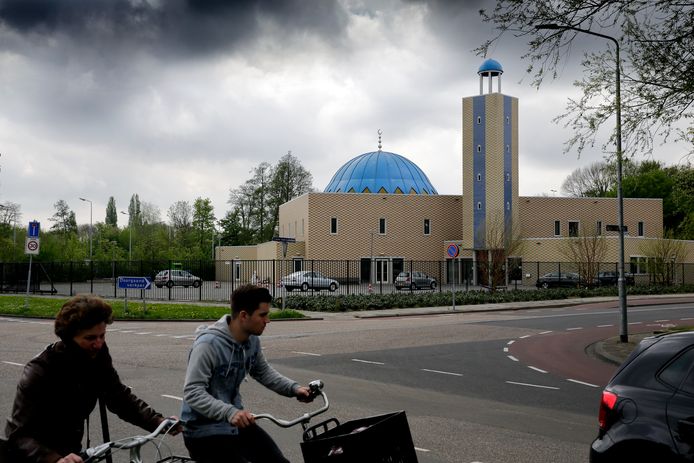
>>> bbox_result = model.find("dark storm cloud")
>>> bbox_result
[0,0,349,55]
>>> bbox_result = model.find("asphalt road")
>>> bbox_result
[2,299,694,462]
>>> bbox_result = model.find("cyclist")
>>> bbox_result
[5,294,180,463]
[181,284,314,463]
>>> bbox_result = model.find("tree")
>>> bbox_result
[49,200,77,235]
[192,197,216,258]
[218,209,254,246]
[269,151,314,233]
[0,202,22,261]
[128,194,142,227]
[474,211,524,290]
[639,232,688,285]
[105,197,118,227]
[559,222,607,287]
[478,1,694,158]
[561,161,615,197]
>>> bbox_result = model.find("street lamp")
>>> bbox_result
[120,211,132,261]
[536,23,628,342]
[79,197,93,261]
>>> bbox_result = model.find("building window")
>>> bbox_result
[596,221,602,235]
[477,145,482,153]
[638,221,644,237]
[330,217,337,234]
[477,173,482,181]
[554,220,561,236]
[506,172,510,182]
[630,256,648,274]
[424,219,430,235]
[477,202,482,210]
[569,221,579,237]
[379,218,386,234]
[477,116,482,124]
[506,202,510,211]
[506,116,510,124]
[506,144,510,153]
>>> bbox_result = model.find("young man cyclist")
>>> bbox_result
[5,294,179,463]
[181,284,314,462]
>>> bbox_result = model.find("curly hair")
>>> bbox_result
[54,294,114,341]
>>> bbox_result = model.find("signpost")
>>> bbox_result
[24,221,41,309]
[272,237,296,311]
[118,276,152,313]
[445,244,460,311]
[606,224,628,232]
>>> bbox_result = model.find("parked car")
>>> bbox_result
[595,271,635,286]
[394,271,437,290]
[535,272,584,289]
[154,270,202,288]
[281,271,339,292]
[590,330,694,462]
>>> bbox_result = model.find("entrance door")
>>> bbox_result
[376,259,389,283]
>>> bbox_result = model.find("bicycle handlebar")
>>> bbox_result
[253,379,329,428]
[81,418,179,461]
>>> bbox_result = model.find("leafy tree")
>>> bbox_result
[105,197,118,227]
[269,151,314,235]
[128,194,142,227]
[218,209,254,246]
[561,161,615,197]
[559,222,607,286]
[192,197,216,258]
[639,232,688,285]
[478,1,694,158]
[49,200,77,235]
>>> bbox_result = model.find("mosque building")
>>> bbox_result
[217,60,687,286]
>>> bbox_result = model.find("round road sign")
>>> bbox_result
[446,244,459,258]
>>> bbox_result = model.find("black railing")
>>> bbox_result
[1,259,692,303]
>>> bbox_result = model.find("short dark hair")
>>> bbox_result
[231,284,272,318]
[54,294,114,341]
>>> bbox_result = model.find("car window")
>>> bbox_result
[658,346,694,390]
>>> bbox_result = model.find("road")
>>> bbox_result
[1,298,693,462]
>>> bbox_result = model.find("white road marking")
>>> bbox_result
[507,340,515,345]
[628,322,642,325]
[519,335,531,339]
[155,334,167,337]
[2,361,23,366]
[292,351,322,356]
[597,324,613,328]
[421,368,463,377]
[173,335,193,339]
[135,332,151,335]
[351,358,385,365]
[505,381,559,390]
[414,447,430,453]
[681,318,694,321]
[503,347,509,352]
[566,327,583,331]
[162,394,182,401]
[507,355,519,362]
[120,330,134,333]
[655,320,669,322]
[539,330,553,335]
[528,366,548,374]
[567,379,599,388]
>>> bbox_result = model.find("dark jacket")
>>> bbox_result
[5,340,163,463]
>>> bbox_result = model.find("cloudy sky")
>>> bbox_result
[0,0,682,229]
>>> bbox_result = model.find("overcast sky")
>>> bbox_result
[0,0,685,229]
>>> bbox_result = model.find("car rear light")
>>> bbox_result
[598,390,618,430]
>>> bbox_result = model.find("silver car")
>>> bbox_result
[154,270,202,288]
[394,271,437,290]
[281,271,339,292]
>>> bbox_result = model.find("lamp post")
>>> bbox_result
[536,24,628,342]
[120,211,132,262]
[79,197,93,261]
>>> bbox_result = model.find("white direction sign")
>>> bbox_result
[25,237,40,255]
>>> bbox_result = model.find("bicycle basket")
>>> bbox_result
[300,411,418,463]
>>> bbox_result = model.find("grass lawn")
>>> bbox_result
[0,295,305,321]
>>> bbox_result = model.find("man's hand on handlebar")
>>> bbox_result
[58,453,84,463]
[295,385,316,403]
[230,410,256,428]
[158,415,184,435]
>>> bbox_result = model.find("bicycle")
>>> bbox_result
[78,380,418,462]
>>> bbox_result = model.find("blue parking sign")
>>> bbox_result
[28,221,40,238]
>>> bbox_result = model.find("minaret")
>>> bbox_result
[462,59,519,251]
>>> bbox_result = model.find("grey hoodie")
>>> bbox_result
[181,315,299,438]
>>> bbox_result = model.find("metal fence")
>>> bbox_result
[1,259,693,303]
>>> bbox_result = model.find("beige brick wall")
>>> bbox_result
[278,192,463,260]
[462,96,474,249]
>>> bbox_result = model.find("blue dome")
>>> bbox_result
[324,151,438,195]
[478,58,503,75]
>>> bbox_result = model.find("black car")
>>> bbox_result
[590,330,694,462]
[596,271,635,286]
[535,272,583,289]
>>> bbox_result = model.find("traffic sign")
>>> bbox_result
[27,221,40,238]
[118,276,152,290]
[446,243,459,258]
[25,237,40,255]
[606,224,628,232]
[272,236,297,243]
